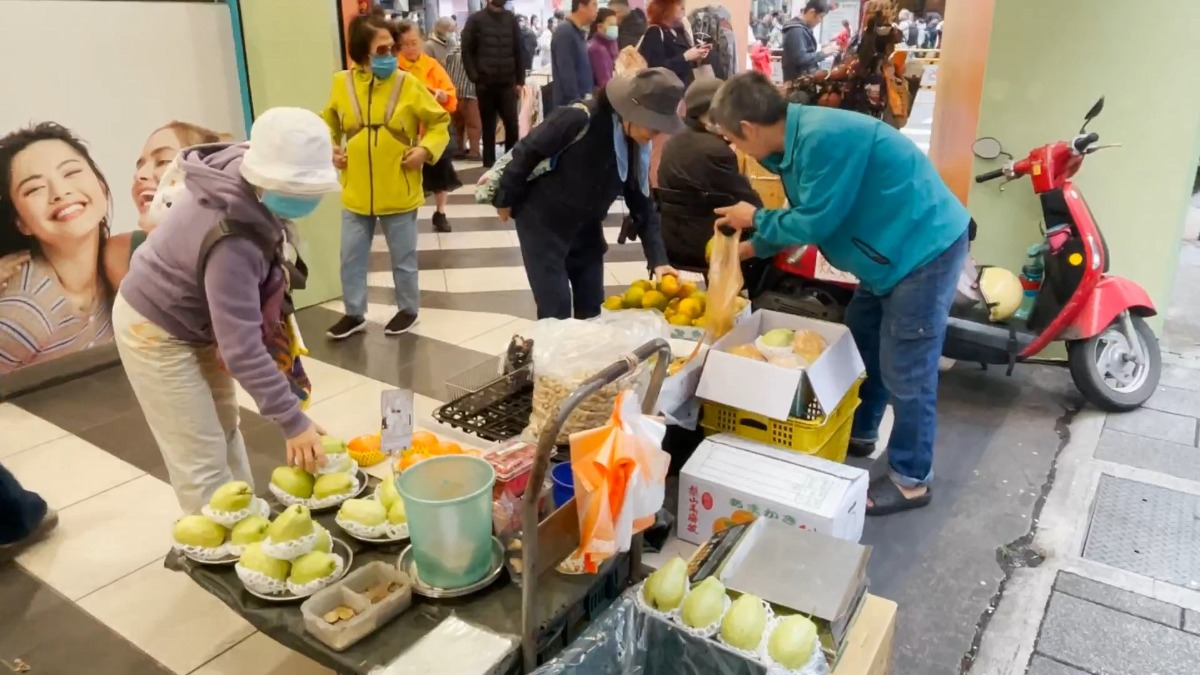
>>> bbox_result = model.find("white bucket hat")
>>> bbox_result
[240,107,341,196]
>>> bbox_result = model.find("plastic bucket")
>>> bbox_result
[551,462,574,508]
[396,455,496,589]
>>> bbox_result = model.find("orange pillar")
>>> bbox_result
[927,0,995,205]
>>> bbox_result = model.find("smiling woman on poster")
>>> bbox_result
[0,122,115,374]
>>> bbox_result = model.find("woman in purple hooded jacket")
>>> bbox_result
[587,8,620,92]
[113,108,341,513]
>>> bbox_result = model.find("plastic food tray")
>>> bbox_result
[301,561,413,652]
[434,365,534,443]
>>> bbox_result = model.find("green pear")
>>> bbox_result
[271,466,315,499]
[378,477,402,511]
[313,526,333,554]
[645,557,688,611]
[338,499,387,527]
[210,481,254,512]
[768,615,819,669]
[321,436,349,456]
[313,472,354,500]
[239,542,290,581]
[387,498,408,525]
[681,577,726,628]
[266,504,314,543]
[173,515,227,548]
[290,551,338,585]
[721,594,768,651]
[230,516,270,546]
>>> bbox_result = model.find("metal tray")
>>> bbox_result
[245,538,355,603]
[398,537,505,599]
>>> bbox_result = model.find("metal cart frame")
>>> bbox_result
[518,338,673,672]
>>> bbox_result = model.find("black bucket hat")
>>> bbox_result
[606,68,686,135]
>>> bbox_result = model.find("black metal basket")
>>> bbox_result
[434,362,535,443]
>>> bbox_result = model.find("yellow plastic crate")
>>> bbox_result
[701,380,862,463]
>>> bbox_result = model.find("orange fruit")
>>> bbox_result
[399,451,429,472]
[411,431,439,451]
[439,441,463,456]
[730,509,756,525]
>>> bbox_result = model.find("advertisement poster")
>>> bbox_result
[0,1,245,378]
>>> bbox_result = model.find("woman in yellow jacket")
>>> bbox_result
[322,14,450,339]
[397,20,461,234]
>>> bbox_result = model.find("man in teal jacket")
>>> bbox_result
[710,72,970,516]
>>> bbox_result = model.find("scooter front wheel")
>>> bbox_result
[1067,314,1161,412]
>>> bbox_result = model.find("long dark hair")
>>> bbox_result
[0,122,113,294]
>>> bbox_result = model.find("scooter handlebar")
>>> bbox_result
[1073,132,1100,153]
[974,168,1006,183]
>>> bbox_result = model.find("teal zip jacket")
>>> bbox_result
[752,104,970,294]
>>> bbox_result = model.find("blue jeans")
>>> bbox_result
[846,232,968,488]
[340,210,419,317]
[0,465,47,545]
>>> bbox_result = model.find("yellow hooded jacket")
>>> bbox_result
[322,66,450,216]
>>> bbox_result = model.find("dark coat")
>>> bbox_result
[462,8,525,86]
[495,98,667,269]
[550,21,594,108]
[781,19,821,81]
[519,27,538,71]
[637,24,693,87]
[617,8,648,50]
[656,124,762,270]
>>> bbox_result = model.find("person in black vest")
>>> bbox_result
[462,1,525,167]
[781,0,838,81]
[494,69,683,320]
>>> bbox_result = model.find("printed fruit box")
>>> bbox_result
[678,433,869,546]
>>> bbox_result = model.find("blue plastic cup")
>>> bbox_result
[551,462,575,508]
[397,455,496,589]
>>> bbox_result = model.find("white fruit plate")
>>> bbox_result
[182,547,240,566]
[335,516,409,545]
[243,537,354,603]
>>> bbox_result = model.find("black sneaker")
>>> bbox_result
[847,439,876,458]
[0,509,58,562]
[432,211,451,233]
[384,312,419,336]
[326,315,367,340]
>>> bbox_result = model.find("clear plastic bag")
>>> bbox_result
[524,311,669,445]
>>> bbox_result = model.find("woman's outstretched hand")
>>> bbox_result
[286,422,328,474]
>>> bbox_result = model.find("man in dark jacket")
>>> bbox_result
[462,1,526,167]
[517,15,538,71]
[781,0,838,81]
[656,78,762,272]
[609,0,647,50]
[550,0,598,108]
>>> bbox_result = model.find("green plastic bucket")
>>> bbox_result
[396,455,496,589]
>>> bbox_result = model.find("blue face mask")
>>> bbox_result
[370,54,398,79]
[261,192,322,220]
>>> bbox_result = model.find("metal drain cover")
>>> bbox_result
[1082,475,1200,589]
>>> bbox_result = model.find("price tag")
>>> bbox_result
[380,389,414,454]
[814,252,860,284]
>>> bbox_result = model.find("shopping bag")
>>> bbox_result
[570,390,669,574]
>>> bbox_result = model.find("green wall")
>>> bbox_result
[967,0,1200,330]
[240,0,345,309]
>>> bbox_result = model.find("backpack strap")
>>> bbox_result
[196,220,282,293]
[343,71,365,134]
[383,71,407,125]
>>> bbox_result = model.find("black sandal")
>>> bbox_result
[866,476,932,517]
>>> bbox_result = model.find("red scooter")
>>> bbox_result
[751,98,1163,411]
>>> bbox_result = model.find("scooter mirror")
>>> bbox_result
[972,137,1004,160]
[1084,97,1105,122]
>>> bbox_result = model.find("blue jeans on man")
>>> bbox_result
[845,232,968,501]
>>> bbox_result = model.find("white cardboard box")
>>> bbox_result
[677,433,869,545]
[695,309,866,421]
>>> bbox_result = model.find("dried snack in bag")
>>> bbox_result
[524,311,669,445]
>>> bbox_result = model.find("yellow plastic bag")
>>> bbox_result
[571,391,669,574]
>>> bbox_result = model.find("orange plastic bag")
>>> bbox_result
[570,391,670,574]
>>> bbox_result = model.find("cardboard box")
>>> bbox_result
[833,594,898,675]
[696,309,866,422]
[677,433,869,545]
